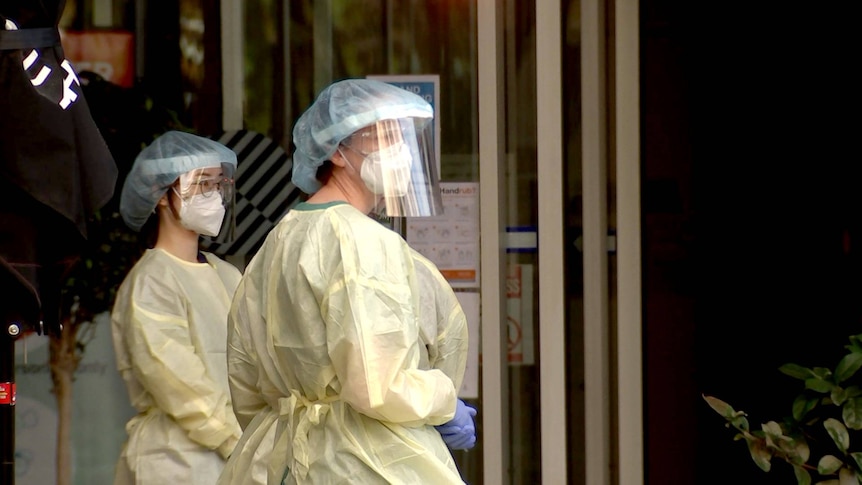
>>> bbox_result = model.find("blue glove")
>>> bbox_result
[435,399,477,450]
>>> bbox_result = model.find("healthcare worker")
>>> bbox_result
[218,79,476,485]
[111,130,243,484]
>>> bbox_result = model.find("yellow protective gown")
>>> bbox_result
[111,248,243,484]
[219,201,468,485]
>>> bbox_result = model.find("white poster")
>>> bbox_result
[406,182,480,289]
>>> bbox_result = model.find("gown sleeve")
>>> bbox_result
[310,210,457,425]
[122,269,240,456]
[226,277,268,430]
[414,253,469,391]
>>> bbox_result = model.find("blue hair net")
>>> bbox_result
[291,78,433,194]
[120,131,238,231]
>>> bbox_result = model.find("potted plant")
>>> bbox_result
[705,333,862,485]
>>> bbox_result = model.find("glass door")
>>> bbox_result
[481,0,581,483]
[233,0,589,483]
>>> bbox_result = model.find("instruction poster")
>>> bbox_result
[406,182,480,289]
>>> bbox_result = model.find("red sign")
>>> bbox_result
[60,30,135,87]
[0,382,16,405]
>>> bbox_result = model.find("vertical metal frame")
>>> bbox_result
[221,0,243,131]
[536,1,568,483]
[312,0,333,92]
[477,1,509,483]
[615,0,644,483]
[582,0,612,482]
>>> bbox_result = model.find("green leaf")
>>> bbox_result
[763,421,783,439]
[847,386,862,399]
[783,436,810,465]
[793,464,811,485]
[843,398,862,430]
[850,452,862,474]
[808,378,836,393]
[834,387,850,406]
[730,415,750,432]
[793,395,808,421]
[814,367,835,380]
[819,455,843,475]
[825,418,851,453]
[836,353,862,383]
[792,395,820,422]
[847,334,862,353]
[704,395,737,419]
[746,437,773,472]
[782,363,816,380]
[839,467,857,484]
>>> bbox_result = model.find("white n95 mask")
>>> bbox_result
[360,143,413,196]
[175,191,226,236]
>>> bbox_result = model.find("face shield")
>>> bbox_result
[342,117,443,217]
[174,165,237,238]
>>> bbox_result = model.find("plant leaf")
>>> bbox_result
[793,395,808,422]
[782,363,816,380]
[814,367,835,379]
[763,421,783,439]
[847,334,862,352]
[825,418,851,453]
[851,453,862,475]
[834,387,849,406]
[747,437,773,472]
[839,467,856,485]
[730,415,750,432]
[793,465,811,485]
[819,455,843,475]
[704,395,737,419]
[792,395,821,423]
[783,435,810,465]
[847,386,862,399]
[808,378,837,393]
[843,398,862,431]
[836,353,862,383]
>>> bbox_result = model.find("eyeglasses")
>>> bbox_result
[179,177,234,199]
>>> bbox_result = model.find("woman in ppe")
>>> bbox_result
[218,79,475,485]
[111,130,243,484]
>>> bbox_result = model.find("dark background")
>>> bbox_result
[642,2,859,484]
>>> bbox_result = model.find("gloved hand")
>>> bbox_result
[435,399,477,450]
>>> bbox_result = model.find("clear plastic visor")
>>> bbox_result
[342,118,443,217]
[176,165,237,240]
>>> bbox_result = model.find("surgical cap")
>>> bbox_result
[120,130,238,231]
[291,78,433,194]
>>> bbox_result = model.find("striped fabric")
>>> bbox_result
[202,130,301,257]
